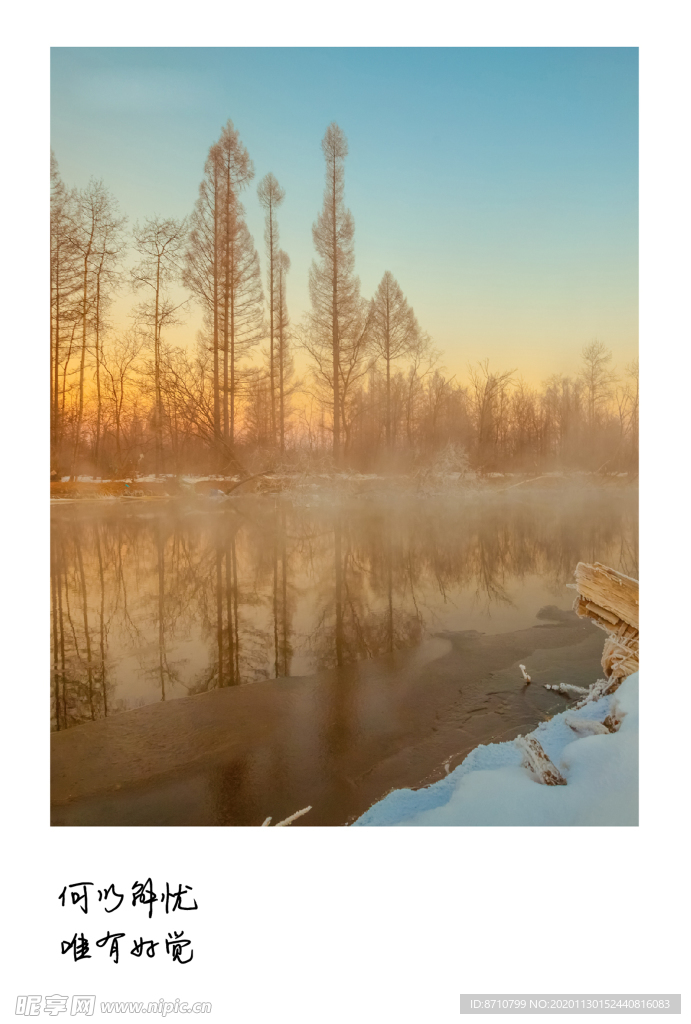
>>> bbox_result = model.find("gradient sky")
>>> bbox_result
[51,47,638,383]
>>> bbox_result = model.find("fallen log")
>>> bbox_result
[515,735,567,785]
[572,562,639,685]
[573,561,638,629]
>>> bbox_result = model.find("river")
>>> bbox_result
[50,481,637,825]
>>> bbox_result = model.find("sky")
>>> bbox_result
[51,47,638,384]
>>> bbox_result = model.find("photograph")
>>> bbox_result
[4,13,688,1020]
[49,46,639,828]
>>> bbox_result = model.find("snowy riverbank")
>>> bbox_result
[353,672,638,826]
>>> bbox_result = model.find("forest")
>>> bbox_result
[50,120,638,482]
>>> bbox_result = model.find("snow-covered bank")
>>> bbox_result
[353,672,638,826]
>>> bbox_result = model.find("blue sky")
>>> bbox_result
[51,47,638,381]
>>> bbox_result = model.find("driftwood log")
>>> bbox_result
[572,561,639,686]
[515,735,567,785]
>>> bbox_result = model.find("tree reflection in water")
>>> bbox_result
[50,489,637,731]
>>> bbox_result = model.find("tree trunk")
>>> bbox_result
[385,293,391,453]
[331,158,340,467]
[94,267,103,475]
[223,164,231,450]
[50,258,56,455]
[54,262,61,451]
[278,273,285,454]
[230,248,236,448]
[154,257,162,477]
[71,238,93,480]
[212,162,220,469]
[269,204,276,445]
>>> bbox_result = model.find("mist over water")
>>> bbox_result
[51,484,637,733]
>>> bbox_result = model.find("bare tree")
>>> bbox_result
[219,203,263,448]
[625,359,639,469]
[276,249,296,454]
[580,340,617,431]
[184,144,224,460]
[404,333,439,448]
[158,337,216,460]
[131,216,188,475]
[216,122,255,447]
[185,123,260,467]
[468,360,515,471]
[257,173,286,445]
[307,123,366,466]
[369,271,420,453]
[91,209,127,474]
[101,329,145,474]
[69,180,124,479]
[615,359,639,471]
[50,153,81,468]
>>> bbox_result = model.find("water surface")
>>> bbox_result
[50,484,637,825]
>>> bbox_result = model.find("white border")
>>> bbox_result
[2,5,687,1019]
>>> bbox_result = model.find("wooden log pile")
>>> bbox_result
[572,561,639,687]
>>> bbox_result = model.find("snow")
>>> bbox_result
[352,672,638,827]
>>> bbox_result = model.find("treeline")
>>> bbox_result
[50,122,638,480]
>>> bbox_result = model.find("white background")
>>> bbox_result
[1,3,687,1020]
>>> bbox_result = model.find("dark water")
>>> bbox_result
[50,484,637,825]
